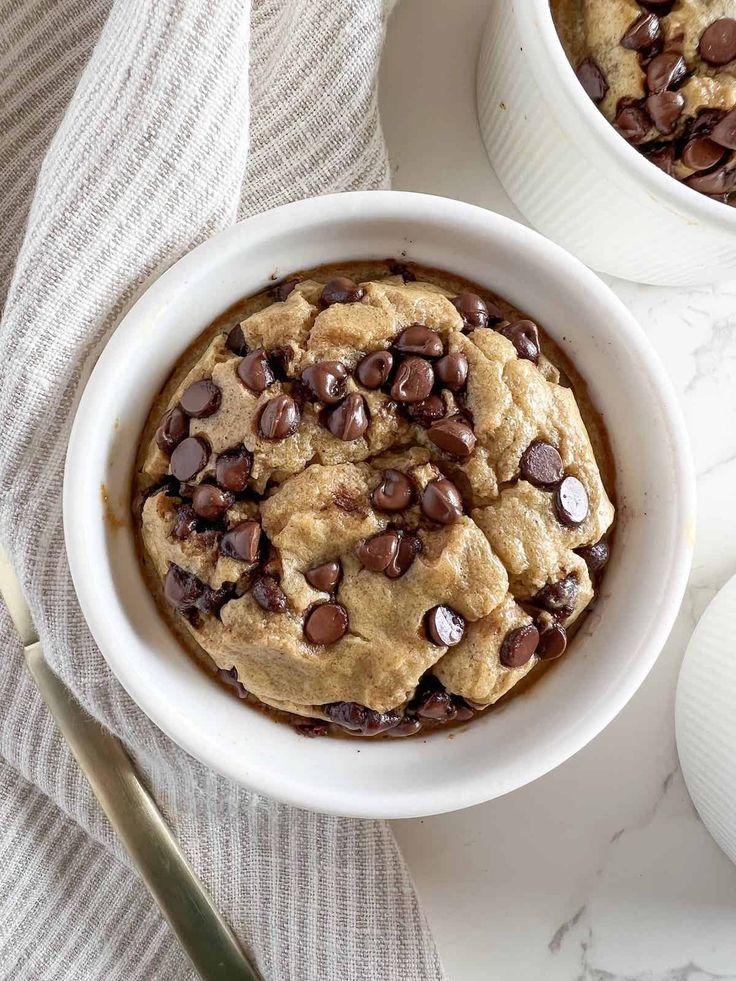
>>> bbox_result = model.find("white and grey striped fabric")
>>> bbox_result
[0,2,445,978]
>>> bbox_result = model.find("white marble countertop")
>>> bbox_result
[381,2,736,978]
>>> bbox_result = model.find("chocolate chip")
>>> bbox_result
[321,277,365,306]
[646,52,687,93]
[554,476,589,527]
[251,575,287,612]
[164,564,203,611]
[170,436,210,481]
[435,352,468,391]
[425,605,465,646]
[387,718,423,737]
[326,393,369,441]
[691,108,727,138]
[215,446,253,493]
[226,324,248,356]
[451,292,501,328]
[427,416,477,458]
[390,356,434,402]
[219,666,249,698]
[172,505,198,541]
[710,108,736,149]
[155,406,189,455]
[500,624,539,667]
[519,441,564,487]
[537,623,568,660]
[304,602,349,645]
[534,576,578,617]
[615,103,651,144]
[301,361,348,404]
[355,530,399,572]
[699,17,736,66]
[576,540,610,576]
[408,394,446,427]
[372,469,414,511]
[259,395,300,440]
[180,379,222,418]
[237,349,275,394]
[421,478,463,524]
[198,582,234,617]
[271,277,300,302]
[621,12,662,52]
[645,144,675,175]
[395,324,444,358]
[355,350,394,389]
[385,532,422,579]
[305,560,342,592]
[576,58,608,103]
[685,164,736,195]
[414,688,458,722]
[192,484,233,521]
[323,702,402,735]
[220,520,261,562]
[499,319,540,363]
[646,91,684,134]
[682,137,726,171]
[454,698,475,722]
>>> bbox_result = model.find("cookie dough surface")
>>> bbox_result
[552,0,736,202]
[135,262,615,736]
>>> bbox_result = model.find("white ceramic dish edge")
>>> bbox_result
[64,190,696,818]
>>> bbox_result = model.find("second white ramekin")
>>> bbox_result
[477,1,736,286]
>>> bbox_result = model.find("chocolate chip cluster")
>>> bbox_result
[136,264,614,738]
[561,1,736,202]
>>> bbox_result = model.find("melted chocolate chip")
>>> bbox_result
[321,277,365,306]
[451,292,501,328]
[387,718,423,737]
[199,582,235,616]
[534,576,578,617]
[237,349,275,394]
[414,688,458,721]
[435,352,468,391]
[537,623,568,660]
[425,605,465,646]
[576,58,608,103]
[685,165,736,195]
[192,484,234,521]
[408,394,446,427]
[621,12,662,53]
[155,406,189,455]
[385,532,422,579]
[681,137,725,171]
[355,530,399,572]
[646,91,684,134]
[251,575,287,613]
[390,356,434,403]
[427,416,477,458]
[304,602,349,645]
[355,350,393,389]
[305,560,342,593]
[576,540,610,576]
[646,51,687,93]
[420,478,463,524]
[170,436,210,481]
[519,441,564,487]
[500,624,539,668]
[180,379,222,418]
[710,108,736,149]
[226,324,248,356]
[302,361,348,405]
[220,520,261,562]
[327,393,369,441]
[615,103,651,144]
[172,504,198,540]
[259,395,300,440]
[164,564,203,611]
[322,702,401,735]
[271,277,300,302]
[372,469,414,511]
[645,144,675,175]
[395,324,444,358]
[699,17,736,67]
[499,320,540,363]
[554,476,589,527]
[215,446,253,493]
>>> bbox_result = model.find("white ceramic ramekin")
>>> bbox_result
[477,1,736,286]
[64,190,695,818]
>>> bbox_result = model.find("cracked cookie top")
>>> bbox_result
[134,261,615,738]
